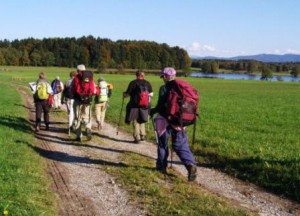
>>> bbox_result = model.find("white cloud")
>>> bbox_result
[185,42,245,57]
[186,42,216,56]
[270,48,300,55]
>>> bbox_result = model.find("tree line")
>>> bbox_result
[192,59,300,78]
[0,36,191,70]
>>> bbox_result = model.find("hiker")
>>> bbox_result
[123,70,153,143]
[72,64,95,142]
[51,76,64,109]
[94,77,112,130]
[33,72,53,131]
[61,71,76,134]
[150,67,198,181]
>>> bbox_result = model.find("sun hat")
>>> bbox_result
[98,77,105,82]
[77,64,86,71]
[160,67,176,78]
[56,76,60,80]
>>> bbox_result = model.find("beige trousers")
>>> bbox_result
[95,102,107,127]
[133,120,146,140]
[74,100,92,138]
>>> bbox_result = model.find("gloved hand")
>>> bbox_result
[123,92,128,98]
[149,108,156,118]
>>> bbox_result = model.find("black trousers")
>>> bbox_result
[35,100,50,126]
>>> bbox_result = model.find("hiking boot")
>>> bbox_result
[97,122,102,130]
[45,125,50,131]
[134,138,140,144]
[156,166,167,174]
[35,125,40,132]
[186,164,197,181]
[75,137,81,142]
[140,135,145,141]
[86,129,92,141]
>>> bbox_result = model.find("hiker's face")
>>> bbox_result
[162,76,172,83]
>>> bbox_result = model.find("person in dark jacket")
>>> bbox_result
[61,71,76,135]
[123,70,153,143]
[33,72,53,131]
[150,67,197,181]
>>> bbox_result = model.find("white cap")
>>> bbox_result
[77,64,86,71]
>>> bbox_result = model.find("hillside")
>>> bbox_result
[192,54,300,63]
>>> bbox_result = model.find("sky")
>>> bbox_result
[1,0,300,57]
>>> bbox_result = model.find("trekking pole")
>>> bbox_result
[151,117,159,144]
[192,118,197,146]
[170,144,173,168]
[116,97,125,135]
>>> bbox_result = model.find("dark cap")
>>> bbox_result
[136,70,145,77]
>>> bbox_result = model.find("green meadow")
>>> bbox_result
[1,66,299,204]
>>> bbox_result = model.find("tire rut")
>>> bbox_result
[20,87,143,216]
[39,138,92,216]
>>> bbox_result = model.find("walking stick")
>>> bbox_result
[170,144,173,168]
[151,117,159,144]
[116,97,125,135]
[192,118,197,146]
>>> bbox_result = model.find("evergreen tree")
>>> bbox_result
[291,65,300,77]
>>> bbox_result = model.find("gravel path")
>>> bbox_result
[20,86,299,216]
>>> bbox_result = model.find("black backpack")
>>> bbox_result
[64,79,74,99]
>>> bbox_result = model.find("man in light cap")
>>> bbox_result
[77,64,86,71]
[150,67,197,181]
[51,76,64,109]
[72,64,95,141]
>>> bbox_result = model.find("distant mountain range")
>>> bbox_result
[191,54,300,63]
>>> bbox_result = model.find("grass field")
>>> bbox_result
[1,66,299,203]
[0,79,57,215]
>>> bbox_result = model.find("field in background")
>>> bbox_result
[1,66,299,201]
[0,80,57,215]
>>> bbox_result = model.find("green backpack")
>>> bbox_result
[36,82,49,100]
[97,81,108,103]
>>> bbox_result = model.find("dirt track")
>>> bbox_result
[20,86,299,216]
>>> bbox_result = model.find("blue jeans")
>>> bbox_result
[156,125,196,169]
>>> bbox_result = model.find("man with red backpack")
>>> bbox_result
[123,70,153,144]
[72,64,95,142]
[150,67,198,181]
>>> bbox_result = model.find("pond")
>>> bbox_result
[190,72,300,82]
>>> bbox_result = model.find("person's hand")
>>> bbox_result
[123,92,128,98]
[149,108,155,118]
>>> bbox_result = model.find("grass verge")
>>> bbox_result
[0,82,57,216]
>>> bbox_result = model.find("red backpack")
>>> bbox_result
[166,79,199,126]
[137,82,149,108]
[74,70,94,104]
[134,80,149,108]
